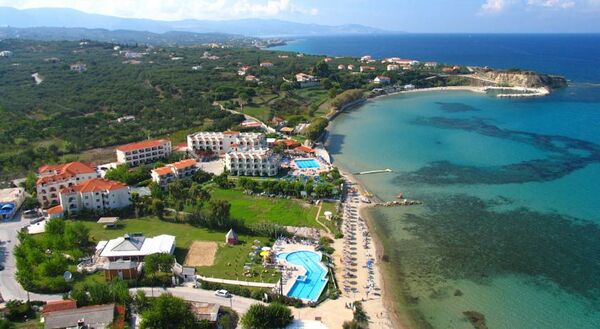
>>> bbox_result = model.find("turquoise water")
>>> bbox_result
[295,159,320,169]
[328,89,600,328]
[278,251,328,302]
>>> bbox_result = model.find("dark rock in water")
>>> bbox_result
[454,289,463,296]
[463,311,488,329]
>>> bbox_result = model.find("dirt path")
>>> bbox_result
[314,201,331,234]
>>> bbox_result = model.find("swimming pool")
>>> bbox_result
[277,251,328,302]
[294,159,320,169]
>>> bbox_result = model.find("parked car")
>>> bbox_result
[214,289,231,298]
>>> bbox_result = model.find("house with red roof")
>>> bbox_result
[57,178,131,216]
[151,159,198,187]
[115,139,171,167]
[36,162,99,208]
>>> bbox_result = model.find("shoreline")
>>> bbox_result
[335,163,409,329]
[368,85,550,103]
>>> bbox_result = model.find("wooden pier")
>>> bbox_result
[354,168,393,175]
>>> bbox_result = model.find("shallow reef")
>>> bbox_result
[394,117,600,185]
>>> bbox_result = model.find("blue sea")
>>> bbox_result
[275,35,600,328]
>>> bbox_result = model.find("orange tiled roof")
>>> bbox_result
[152,167,173,176]
[294,145,315,153]
[43,300,77,314]
[115,139,169,152]
[37,162,97,185]
[170,159,197,170]
[61,178,128,194]
[47,205,64,215]
[223,130,240,135]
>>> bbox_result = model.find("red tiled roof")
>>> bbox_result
[43,300,77,314]
[37,162,97,185]
[61,178,128,194]
[115,139,170,152]
[152,167,173,176]
[170,159,197,170]
[223,130,240,135]
[276,139,300,147]
[294,145,315,153]
[47,205,63,215]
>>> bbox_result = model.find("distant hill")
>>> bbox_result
[0,26,258,47]
[0,7,392,37]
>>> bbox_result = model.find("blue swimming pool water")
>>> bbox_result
[295,159,320,169]
[278,251,328,302]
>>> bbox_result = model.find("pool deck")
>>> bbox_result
[274,243,329,303]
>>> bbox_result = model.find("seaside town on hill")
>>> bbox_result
[0,38,568,329]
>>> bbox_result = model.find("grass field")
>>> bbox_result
[210,188,320,227]
[241,105,271,122]
[77,216,278,282]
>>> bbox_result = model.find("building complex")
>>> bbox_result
[225,149,281,177]
[115,139,172,166]
[187,131,264,155]
[151,159,198,187]
[36,162,100,208]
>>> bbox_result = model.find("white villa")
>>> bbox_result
[115,139,172,166]
[295,73,319,88]
[374,76,391,84]
[97,233,176,262]
[36,162,100,208]
[151,159,198,187]
[48,178,131,216]
[187,131,264,155]
[387,64,400,71]
[225,149,281,176]
[260,61,273,68]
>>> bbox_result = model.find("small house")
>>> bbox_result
[226,229,238,245]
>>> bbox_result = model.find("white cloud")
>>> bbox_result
[527,0,576,8]
[480,0,512,13]
[0,0,318,20]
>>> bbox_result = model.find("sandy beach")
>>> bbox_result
[332,170,403,329]
[370,85,550,101]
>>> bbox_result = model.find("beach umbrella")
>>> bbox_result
[261,246,272,251]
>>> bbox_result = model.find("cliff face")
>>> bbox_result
[479,71,567,89]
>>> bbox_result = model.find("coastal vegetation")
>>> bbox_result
[0,38,563,180]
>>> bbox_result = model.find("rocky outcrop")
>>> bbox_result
[478,70,567,89]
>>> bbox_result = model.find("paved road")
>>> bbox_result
[0,213,62,302]
[130,287,262,315]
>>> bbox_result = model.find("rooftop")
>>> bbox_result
[43,300,77,314]
[190,302,220,322]
[37,162,97,185]
[61,178,128,194]
[99,234,175,258]
[115,139,170,152]
[44,303,115,329]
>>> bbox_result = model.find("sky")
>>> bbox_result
[1,0,599,32]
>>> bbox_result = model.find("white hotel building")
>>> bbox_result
[187,131,264,155]
[116,139,172,166]
[36,162,100,208]
[151,159,198,187]
[56,178,131,215]
[225,149,281,177]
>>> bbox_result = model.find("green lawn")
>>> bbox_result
[319,201,341,236]
[241,105,271,122]
[77,216,279,283]
[197,242,279,283]
[210,188,320,227]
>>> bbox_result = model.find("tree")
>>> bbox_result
[206,200,231,226]
[303,117,329,141]
[64,222,90,248]
[0,319,15,329]
[150,198,165,219]
[141,294,203,329]
[192,169,212,184]
[241,303,293,329]
[145,253,175,277]
[45,219,65,236]
[20,196,39,210]
[213,172,231,188]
